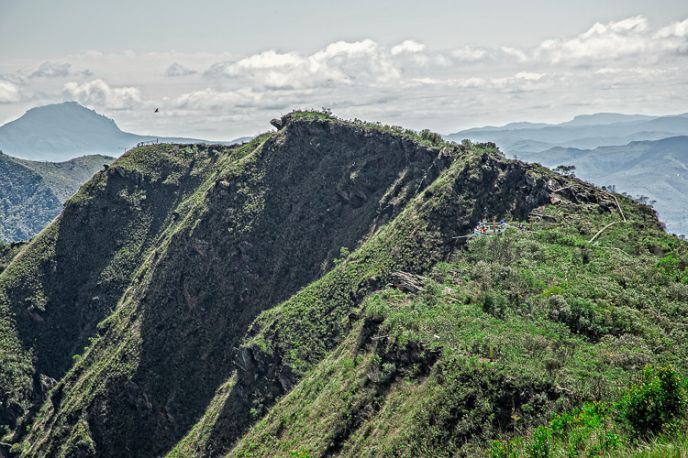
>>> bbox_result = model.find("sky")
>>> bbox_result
[1,0,687,140]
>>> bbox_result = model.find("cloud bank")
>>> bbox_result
[63,79,142,110]
[0,15,686,137]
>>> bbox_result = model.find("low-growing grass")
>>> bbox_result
[229,194,688,456]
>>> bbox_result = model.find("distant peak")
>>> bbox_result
[26,101,98,114]
[16,101,119,129]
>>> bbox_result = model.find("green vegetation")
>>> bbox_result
[226,190,688,457]
[11,112,465,457]
[13,154,114,202]
[0,111,687,457]
[0,241,24,274]
[491,365,688,457]
[0,143,218,448]
[0,151,112,241]
[281,109,449,149]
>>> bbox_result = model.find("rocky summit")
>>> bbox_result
[1,111,687,457]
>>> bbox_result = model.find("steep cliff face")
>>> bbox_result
[2,112,687,458]
[0,144,218,440]
[169,148,556,458]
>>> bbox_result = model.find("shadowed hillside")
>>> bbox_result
[0,152,113,242]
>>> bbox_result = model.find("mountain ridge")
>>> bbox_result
[1,112,687,457]
[448,112,688,152]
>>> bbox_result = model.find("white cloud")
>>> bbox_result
[0,81,20,103]
[165,62,197,77]
[655,18,688,38]
[500,46,528,62]
[515,72,545,81]
[31,61,72,78]
[1,15,688,138]
[30,61,91,78]
[537,16,650,62]
[63,79,141,110]
[450,46,488,62]
[173,87,261,110]
[391,40,426,56]
[654,18,688,54]
[204,39,399,89]
[534,15,688,62]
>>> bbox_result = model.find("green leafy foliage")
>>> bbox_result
[491,365,688,457]
[619,365,687,436]
[656,254,688,284]
[228,183,688,457]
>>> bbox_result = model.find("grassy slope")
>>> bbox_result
[490,364,688,457]
[0,152,115,242]
[169,142,557,457]
[225,187,688,457]
[0,242,24,275]
[0,153,62,242]
[16,114,465,457]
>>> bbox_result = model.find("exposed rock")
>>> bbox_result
[389,271,425,293]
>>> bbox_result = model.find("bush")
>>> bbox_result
[618,365,687,436]
[548,297,606,339]
[526,426,552,458]
[481,291,507,318]
[419,129,444,146]
[656,254,688,284]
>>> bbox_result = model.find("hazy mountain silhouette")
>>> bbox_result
[0,102,242,161]
[448,112,688,153]
[519,136,688,235]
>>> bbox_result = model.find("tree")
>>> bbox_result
[554,164,576,177]
[419,129,443,145]
[603,184,616,193]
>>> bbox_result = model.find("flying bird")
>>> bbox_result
[154,108,159,113]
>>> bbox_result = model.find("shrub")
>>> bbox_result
[526,426,552,458]
[548,297,606,339]
[656,254,688,284]
[419,129,444,146]
[618,365,687,436]
[481,291,508,318]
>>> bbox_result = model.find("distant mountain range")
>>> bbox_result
[448,112,688,153]
[0,151,112,241]
[0,102,245,161]
[517,136,688,235]
[448,112,688,235]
